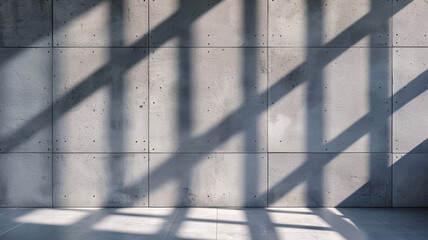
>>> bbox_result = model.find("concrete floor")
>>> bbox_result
[0,208,427,240]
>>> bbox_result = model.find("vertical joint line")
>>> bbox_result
[266,0,269,207]
[51,0,54,208]
[147,0,151,207]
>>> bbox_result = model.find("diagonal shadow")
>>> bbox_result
[1,0,414,207]
[0,0,108,64]
[145,0,414,204]
[338,139,428,208]
[0,0,222,153]
[0,0,426,238]
[161,0,195,237]
[0,0,417,212]
[0,0,411,155]
[267,69,428,205]
[240,0,279,238]
[304,0,326,207]
[315,138,428,239]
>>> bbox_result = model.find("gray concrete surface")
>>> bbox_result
[149,47,267,153]
[269,0,391,47]
[149,0,267,47]
[1,0,428,207]
[53,48,148,153]
[149,153,267,207]
[0,154,52,207]
[393,0,428,46]
[0,48,52,153]
[53,0,148,47]
[268,48,390,152]
[0,0,52,47]
[393,48,428,153]
[53,154,148,207]
[1,208,428,239]
[269,153,391,207]
[393,154,428,207]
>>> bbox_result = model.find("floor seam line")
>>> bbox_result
[0,223,24,236]
[165,208,181,240]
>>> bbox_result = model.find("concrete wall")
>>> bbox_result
[0,0,427,207]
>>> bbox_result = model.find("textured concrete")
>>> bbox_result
[54,0,148,47]
[0,0,52,47]
[53,154,148,207]
[53,48,148,152]
[1,208,428,239]
[0,154,52,207]
[268,48,391,152]
[149,0,267,47]
[393,48,428,153]
[393,0,428,46]
[269,153,392,207]
[269,0,391,47]
[1,0,427,208]
[149,48,267,153]
[393,154,428,207]
[0,48,52,153]
[149,153,267,207]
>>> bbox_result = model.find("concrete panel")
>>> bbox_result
[393,0,428,46]
[393,154,428,207]
[269,0,391,47]
[53,153,148,207]
[150,48,267,152]
[53,48,148,152]
[149,153,267,207]
[0,153,52,207]
[53,0,148,47]
[0,48,52,153]
[0,0,52,47]
[393,48,428,153]
[149,0,267,47]
[268,153,392,207]
[268,48,390,152]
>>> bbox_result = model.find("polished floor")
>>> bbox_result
[0,207,427,240]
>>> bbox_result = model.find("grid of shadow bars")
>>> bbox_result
[1,0,428,208]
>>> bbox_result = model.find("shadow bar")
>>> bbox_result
[0,0,222,152]
[266,69,428,205]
